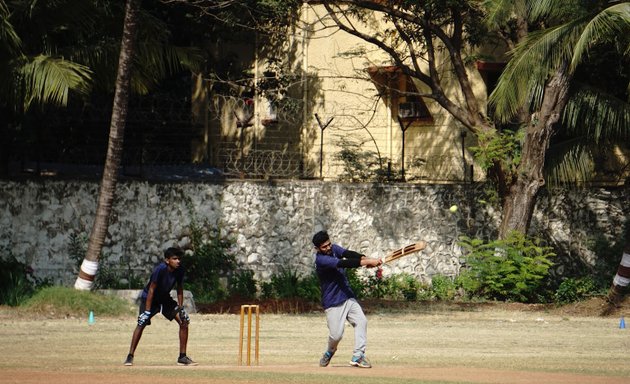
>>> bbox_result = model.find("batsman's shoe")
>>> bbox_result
[177,355,198,366]
[124,354,134,366]
[349,354,372,368]
[319,351,334,367]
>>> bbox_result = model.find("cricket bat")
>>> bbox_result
[382,241,427,263]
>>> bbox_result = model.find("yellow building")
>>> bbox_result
[195,2,497,183]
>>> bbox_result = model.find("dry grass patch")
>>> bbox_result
[1,299,630,383]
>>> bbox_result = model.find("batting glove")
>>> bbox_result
[137,310,151,326]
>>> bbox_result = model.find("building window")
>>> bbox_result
[367,66,433,123]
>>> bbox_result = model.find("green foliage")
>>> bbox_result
[22,286,133,317]
[183,219,236,303]
[431,274,458,301]
[458,232,555,302]
[470,129,523,176]
[269,268,299,298]
[349,269,432,302]
[357,268,388,299]
[1,0,202,112]
[295,273,322,303]
[386,273,426,301]
[260,268,320,302]
[554,277,598,304]
[0,247,51,306]
[229,269,258,300]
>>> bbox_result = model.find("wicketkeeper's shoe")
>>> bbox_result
[319,351,334,367]
[177,355,198,366]
[349,354,372,368]
[124,354,134,366]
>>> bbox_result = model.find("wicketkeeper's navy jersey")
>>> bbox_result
[141,262,185,303]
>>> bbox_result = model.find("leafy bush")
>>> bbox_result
[0,259,35,306]
[349,269,431,302]
[360,268,389,299]
[183,220,236,303]
[554,277,598,304]
[229,269,258,299]
[0,248,50,306]
[458,231,555,302]
[261,268,320,302]
[385,273,425,301]
[296,272,322,303]
[431,274,457,301]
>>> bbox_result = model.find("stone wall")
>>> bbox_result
[0,180,628,286]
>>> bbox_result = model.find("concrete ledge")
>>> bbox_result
[98,289,197,313]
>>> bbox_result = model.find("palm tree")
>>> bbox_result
[0,0,94,175]
[0,0,202,175]
[73,0,205,290]
[488,0,630,236]
[1,0,201,288]
[485,0,630,306]
[74,0,141,290]
[317,1,628,239]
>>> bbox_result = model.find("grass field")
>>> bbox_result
[1,303,630,384]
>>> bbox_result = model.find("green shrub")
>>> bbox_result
[260,281,274,300]
[183,220,236,303]
[229,269,258,299]
[554,277,598,304]
[269,267,300,298]
[0,248,50,306]
[261,268,320,301]
[349,269,430,302]
[361,268,389,299]
[458,231,555,303]
[385,273,425,301]
[431,274,457,301]
[296,272,321,303]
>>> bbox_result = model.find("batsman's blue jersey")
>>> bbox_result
[315,244,357,309]
[141,262,185,303]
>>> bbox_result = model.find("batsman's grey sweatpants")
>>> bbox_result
[325,298,367,358]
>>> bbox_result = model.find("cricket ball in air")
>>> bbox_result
[449,205,458,213]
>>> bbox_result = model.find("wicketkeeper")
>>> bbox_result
[124,247,197,366]
[313,230,382,368]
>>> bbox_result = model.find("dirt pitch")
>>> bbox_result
[2,297,630,384]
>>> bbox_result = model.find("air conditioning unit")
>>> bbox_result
[398,102,429,119]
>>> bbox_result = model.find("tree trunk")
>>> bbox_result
[498,63,572,238]
[74,0,141,290]
[605,242,630,309]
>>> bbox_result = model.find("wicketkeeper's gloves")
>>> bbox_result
[178,306,190,325]
[137,310,151,326]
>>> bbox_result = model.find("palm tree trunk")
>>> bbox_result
[498,64,572,238]
[74,0,141,290]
